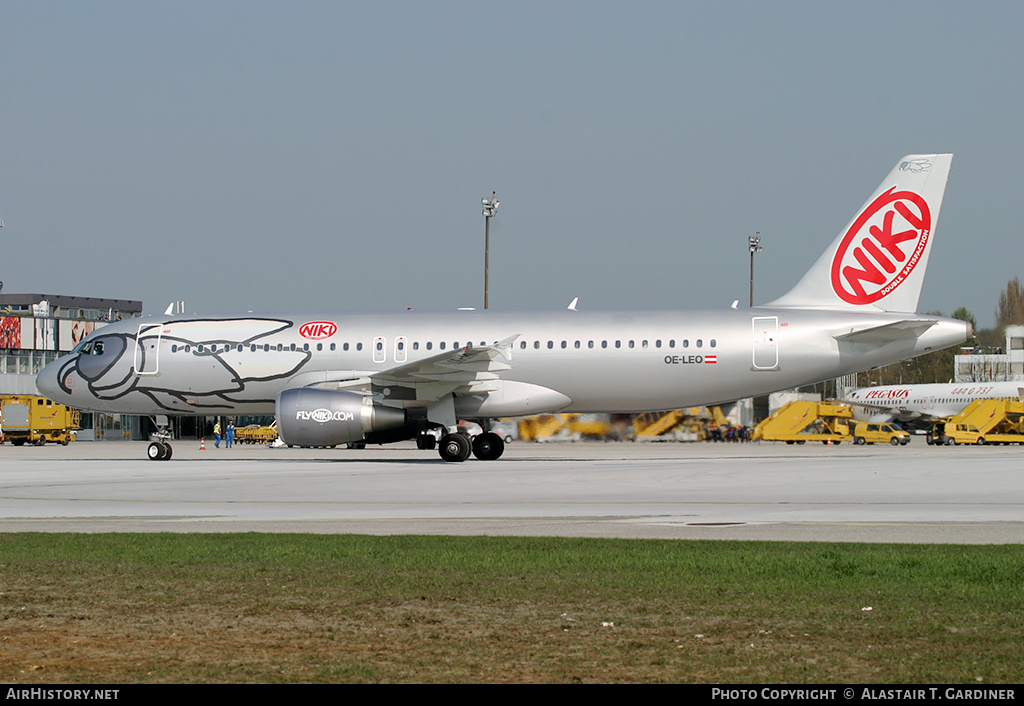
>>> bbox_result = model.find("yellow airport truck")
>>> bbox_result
[750,401,853,444]
[0,395,81,446]
[935,399,1024,445]
[850,421,910,446]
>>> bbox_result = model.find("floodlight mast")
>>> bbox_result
[748,233,763,307]
[482,193,499,309]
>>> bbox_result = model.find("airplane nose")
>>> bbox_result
[37,359,66,401]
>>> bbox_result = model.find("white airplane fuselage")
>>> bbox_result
[39,307,969,417]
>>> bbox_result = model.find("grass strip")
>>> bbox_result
[1,534,1022,683]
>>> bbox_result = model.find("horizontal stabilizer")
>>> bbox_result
[834,320,937,344]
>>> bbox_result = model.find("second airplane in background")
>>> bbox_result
[844,381,1024,423]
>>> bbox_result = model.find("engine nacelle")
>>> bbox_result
[276,388,406,447]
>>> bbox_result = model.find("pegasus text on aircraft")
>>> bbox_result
[37,154,972,461]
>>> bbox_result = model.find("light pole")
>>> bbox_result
[482,193,499,309]
[748,233,763,307]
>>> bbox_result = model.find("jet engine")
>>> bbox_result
[276,388,406,447]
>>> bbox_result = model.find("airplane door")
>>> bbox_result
[752,316,779,370]
[133,324,163,376]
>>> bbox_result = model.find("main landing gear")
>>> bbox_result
[437,431,505,462]
[147,440,173,460]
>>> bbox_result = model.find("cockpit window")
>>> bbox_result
[92,341,105,355]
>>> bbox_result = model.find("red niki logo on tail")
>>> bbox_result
[830,187,931,305]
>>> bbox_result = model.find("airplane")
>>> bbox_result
[36,153,973,462]
[844,381,1024,423]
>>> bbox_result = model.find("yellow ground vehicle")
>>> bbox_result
[749,401,853,444]
[235,424,278,445]
[0,395,81,446]
[938,399,1024,445]
[850,422,910,446]
[517,414,612,441]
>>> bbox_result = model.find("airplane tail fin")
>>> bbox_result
[765,153,953,313]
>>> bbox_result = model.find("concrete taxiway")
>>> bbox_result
[0,440,1022,543]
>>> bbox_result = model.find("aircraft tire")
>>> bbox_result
[472,432,505,461]
[439,433,471,462]
[147,442,164,460]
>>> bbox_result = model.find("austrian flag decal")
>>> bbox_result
[830,187,931,305]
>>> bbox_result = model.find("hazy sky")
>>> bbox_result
[2,1,1021,327]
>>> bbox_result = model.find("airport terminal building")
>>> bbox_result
[1,293,143,440]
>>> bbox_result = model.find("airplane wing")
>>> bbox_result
[370,335,519,402]
[834,320,937,345]
[300,335,519,405]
